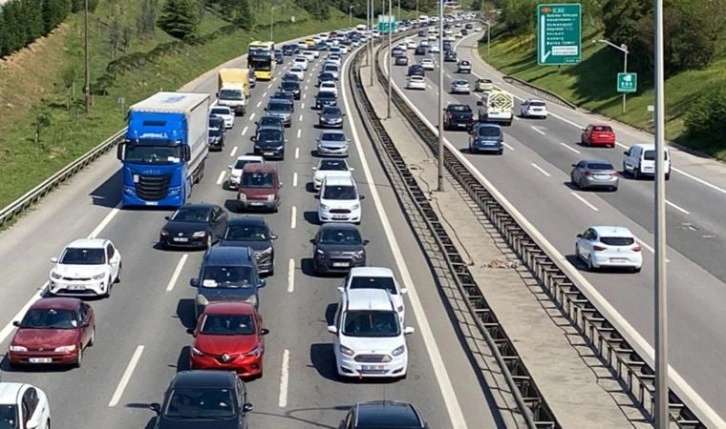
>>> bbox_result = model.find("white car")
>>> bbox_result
[520,98,548,119]
[407,75,427,90]
[419,40,430,48]
[303,50,318,61]
[49,238,122,297]
[420,58,435,70]
[339,44,349,55]
[227,155,264,189]
[429,44,440,53]
[312,159,354,190]
[575,226,643,272]
[427,33,437,41]
[289,66,305,81]
[339,267,407,321]
[318,81,338,96]
[292,56,309,71]
[0,382,51,429]
[327,288,415,379]
[327,54,342,66]
[317,175,363,224]
[406,41,416,49]
[210,105,234,129]
[450,79,471,94]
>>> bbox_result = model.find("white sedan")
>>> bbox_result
[519,98,549,119]
[292,56,309,71]
[227,155,264,189]
[318,81,338,96]
[289,66,305,81]
[312,158,354,190]
[49,238,122,297]
[210,105,234,129]
[338,266,408,322]
[0,382,51,429]
[420,58,435,70]
[407,75,427,90]
[429,44,440,53]
[406,41,416,49]
[575,226,643,272]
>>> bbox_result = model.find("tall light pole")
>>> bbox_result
[386,0,392,119]
[368,0,374,86]
[84,0,90,113]
[270,5,283,41]
[594,39,629,114]
[397,0,400,24]
[436,0,444,192]
[653,0,669,427]
[349,5,354,28]
[483,20,491,58]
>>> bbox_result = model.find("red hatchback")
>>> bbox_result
[189,302,268,378]
[8,297,95,368]
[581,124,616,147]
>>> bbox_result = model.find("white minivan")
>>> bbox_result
[622,143,671,180]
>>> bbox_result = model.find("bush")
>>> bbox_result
[684,89,726,146]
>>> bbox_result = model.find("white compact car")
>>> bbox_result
[289,66,305,81]
[339,267,407,322]
[406,40,416,49]
[328,288,415,379]
[575,226,643,272]
[318,81,338,96]
[407,75,427,90]
[429,44,440,53]
[312,159,354,190]
[210,105,234,129]
[327,54,342,66]
[302,50,317,62]
[227,155,264,189]
[339,44,349,55]
[420,58,435,70]
[622,143,671,180]
[519,98,548,119]
[49,238,122,297]
[317,175,363,224]
[292,56,309,71]
[0,382,51,429]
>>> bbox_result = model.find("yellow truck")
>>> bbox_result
[217,68,250,116]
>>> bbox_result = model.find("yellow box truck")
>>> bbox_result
[217,68,250,116]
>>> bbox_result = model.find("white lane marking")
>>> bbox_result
[241,126,249,136]
[230,146,238,157]
[512,115,520,121]
[278,349,290,408]
[299,114,304,122]
[305,85,309,91]
[88,203,122,239]
[297,129,302,139]
[560,142,580,154]
[342,50,468,429]
[666,200,690,215]
[292,172,298,187]
[531,163,551,177]
[290,206,297,229]
[262,92,268,98]
[570,192,599,212]
[165,254,189,292]
[301,103,305,110]
[256,101,262,108]
[108,345,145,407]
[295,147,300,159]
[672,167,726,196]
[287,258,295,293]
[216,171,226,185]
[531,125,546,135]
[503,142,514,151]
[249,113,256,122]
[636,238,655,253]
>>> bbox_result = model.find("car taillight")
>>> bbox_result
[632,245,642,252]
[593,245,607,251]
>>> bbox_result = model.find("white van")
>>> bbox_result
[622,143,671,180]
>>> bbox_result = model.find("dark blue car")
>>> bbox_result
[469,123,504,155]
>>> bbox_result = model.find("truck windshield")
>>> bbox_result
[125,145,182,164]
[219,89,243,100]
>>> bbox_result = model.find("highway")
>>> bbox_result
[382,30,726,420]
[0,36,503,428]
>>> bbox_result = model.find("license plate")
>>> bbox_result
[29,358,52,364]
[145,201,158,206]
[251,202,264,206]
[362,365,383,371]
[68,285,86,290]
[610,258,627,263]
[332,262,350,267]
[264,152,275,156]
[173,237,189,242]
[595,175,610,180]
[332,215,348,219]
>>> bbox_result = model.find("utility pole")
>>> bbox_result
[368,0,373,86]
[270,5,283,41]
[349,5,354,28]
[594,39,629,114]
[397,0,400,24]
[436,0,444,192]
[386,0,392,119]
[84,0,90,114]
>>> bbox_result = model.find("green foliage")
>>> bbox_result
[295,0,330,20]
[0,0,76,58]
[136,0,159,36]
[684,88,726,146]
[158,0,201,40]
[234,0,255,30]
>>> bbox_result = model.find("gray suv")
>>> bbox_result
[311,223,368,275]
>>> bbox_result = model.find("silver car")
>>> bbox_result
[570,159,619,191]
[316,130,350,157]
[450,79,470,94]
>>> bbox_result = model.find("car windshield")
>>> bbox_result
[454,80,468,86]
[319,228,362,245]
[477,127,500,138]
[219,89,242,100]
[283,74,298,82]
[201,266,254,288]
[643,150,668,161]
[241,172,274,188]
[165,388,236,418]
[272,92,289,99]
[20,308,78,329]
[171,207,210,223]
[586,162,614,170]
[600,236,635,246]
[321,82,335,88]
[60,248,106,265]
[281,82,298,91]
[322,107,341,116]
[450,105,471,112]
[349,276,397,294]
[342,310,400,337]
[529,101,546,107]
[256,130,282,142]
[268,102,292,112]
[258,117,282,127]
[323,185,357,200]
[225,224,269,241]
[209,128,222,137]
[321,133,346,142]
[211,108,229,116]
[317,92,335,100]
[200,314,255,335]
[233,159,261,170]
[319,160,348,171]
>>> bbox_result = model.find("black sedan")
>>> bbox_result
[394,56,409,66]
[317,106,345,129]
[279,80,301,100]
[159,203,228,250]
[270,91,294,102]
[311,223,367,275]
[151,370,254,429]
[444,50,458,62]
[314,91,337,110]
[255,115,284,132]
[251,127,286,160]
[281,73,300,83]
[344,401,428,429]
[274,50,284,64]
[317,71,335,87]
[219,217,277,275]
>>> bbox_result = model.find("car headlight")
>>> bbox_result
[196,294,208,305]
[9,345,27,352]
[160,229,169,236]
[266,194,275,202]
[351,204,360,210]
[391,345,405,356]
[50,271,62,280]
[245,295,258,305]
[340,345,355,356]
[353,250,365,258]
[320,204,330,210]
[245,346,262,358]
[257,246,273,256]
[55,344,77,353]
[191,346,203,356]
[92,273,106,281]
[316,248,325,255]
[192,231,207,238]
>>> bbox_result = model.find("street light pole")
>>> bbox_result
[436,0,444,192]
[484,20,491,58]
[595,39,629,114]
[386,0,392,119]
[397,0,400,23]
[270,5,282,41]
[368,0,373,86]
[84,0,90,113]
[349,5,354,28]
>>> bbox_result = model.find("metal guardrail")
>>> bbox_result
[501,75,577,110]
[0,128,126,228]
[373,30,710,429]
[355,30,557,428]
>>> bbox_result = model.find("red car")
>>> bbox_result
[189,302,268,378]
[8,297,95,368]
[581,124,616,147]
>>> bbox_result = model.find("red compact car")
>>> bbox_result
[189,302,268,378]
[8,297,95,368]
[581,124,616,147]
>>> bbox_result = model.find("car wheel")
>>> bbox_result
[74,346,83,368]
[587,256,596,271]
[115,263,122,283]
[88,327,96,347]
[497,149,503,155]
[633,266,642,273]
[665,173,671,181]
[571,175,579,187]
[575,244,580,260]
[103,278,112,298]
[622,162,628,175]
[634,166,640,180]
[206,235,213,249]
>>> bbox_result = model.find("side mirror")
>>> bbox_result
[279,182,283,188]
[150,403,161,414]
[258,279,267,288]
[327,326,338,334]
[312,167,317,171]
[260,328,270,335]
[403,326,415,335]
[346,138,351,142]
[243,403,254,413]
[264,107,268,111]
[164,215,170,220]
[314,194,320,199]
[271,234,278,240]
[228,164,234,169]
[363,239,370,245]
[12,321,20,327]
[250,136,255,141]
[337,286,344,293]
[50,257,59,263]
[359,195,365,200]
[186,328,196,336]
[623,150,629,155]
[401,288,408,295]
[571,164,576,167]
[576,233,583,238]
[190,278,199,287]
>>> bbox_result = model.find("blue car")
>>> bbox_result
[469,123,504,155]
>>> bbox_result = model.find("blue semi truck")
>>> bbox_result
[117,92,210,208]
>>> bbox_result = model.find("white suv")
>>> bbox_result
[339,267,407,322]
[49,238,122,297]
[317,175,364,224]
[327,288,415,379]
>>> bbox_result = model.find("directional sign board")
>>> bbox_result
[617,72,637,93]
[537,3,582,66]
[377,15,398,34]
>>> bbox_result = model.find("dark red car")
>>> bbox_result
[8,297,95,368]
[189,302,268,379]
[237,163,282,213]
[581,124,616,147]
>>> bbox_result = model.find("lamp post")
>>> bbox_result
[84,0,90,113]
[483,20,491,58]
[349,5,354,28]
[437,0,444,192]
[368,0,374,86]
[270,5,283,41]
[594,39,629,114]
[386,0,392,119]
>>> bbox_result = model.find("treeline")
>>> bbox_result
[158,0,254,40]
[296,0,435,21]
[0,0,99,59]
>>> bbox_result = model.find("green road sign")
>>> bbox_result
[617,72,637,93]
[537,3,582,66]
[377,15,397,34]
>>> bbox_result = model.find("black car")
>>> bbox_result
[443,104,474,130]
[282,73,300,83]
[414,46,427,56]
[444,50,457,62]
[282,43,298,56]
[251,126,286,160]
[255,115,284,132]
[279,80,301,100]
[343,401,428,429]
[443,41,452,52]
[274,50,283,64]
[160,203,228,250]
[315,91,337,109]
[190,246,265,317]
[417,30,426,37]
[465,23,473,30]
[152,370,253,429]
[208,116,226,151]
[270,91,294,102]
[317,106,345,128]
[395,56,409,66]
[407,64,425,78]
[219,217,277,275]
[318,71,335,87]
[312,223,367,275]
[461,28,468,36]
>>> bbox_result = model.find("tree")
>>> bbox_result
[137,0,158,36]
[42,0,71,34]
[158,0,200,40]
[0,9,7,58]
[32,105,52,149]
[234,0,254,30]
[61,67,77,110]
[108,16,121,59]
[22,0,45,44]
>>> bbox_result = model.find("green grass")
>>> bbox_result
[0,1,359,208]
[480,25,726,161]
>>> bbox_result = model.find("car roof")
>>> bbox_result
[66,238,108,249]
[526,98,545,103]
[355,400,424,427]
[268,98,293,105]
[319,222,359,232]
[31,297,81,310]
[350,266,394,277]
[211,105,231,112]
[345,289,394,311]
[178,202,218,210]
[630,143,657,150]
[242,163,277,174]
[591,226,634,237]
[227,216,268,227]
[320,130,346,136]
[0,383,26,404]
[204,246,254,265]
[475,123,501,130]
[203,301,257,315]
[581,158,614,166]
[323,175,355,186]
[171,370,237,389]
[320,81,336,86]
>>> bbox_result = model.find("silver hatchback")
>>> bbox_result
[316,130,350,157]
[570,159,619,191]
